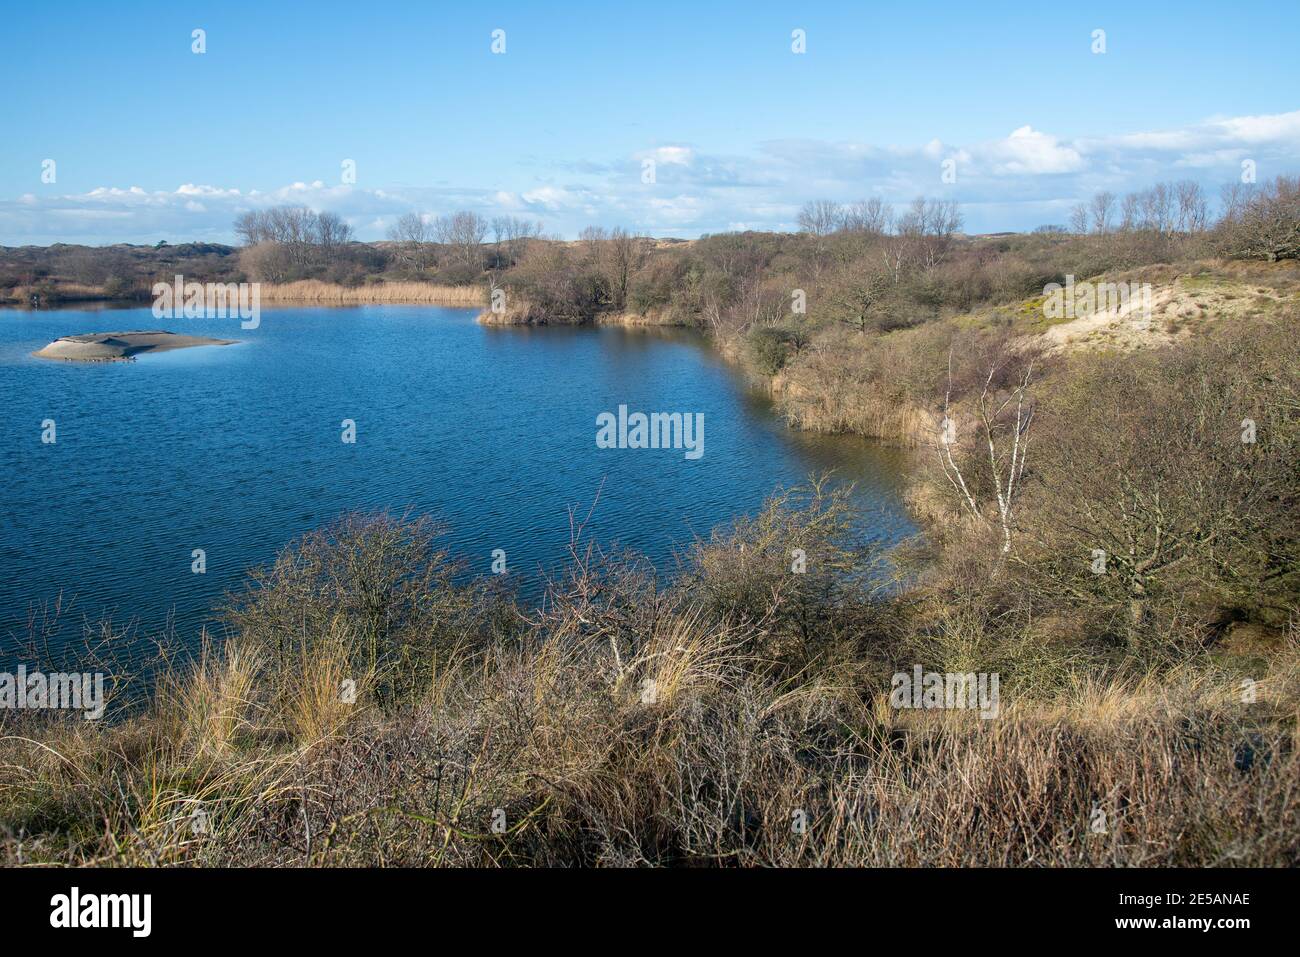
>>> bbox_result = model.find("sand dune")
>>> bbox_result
[33,330,237,362]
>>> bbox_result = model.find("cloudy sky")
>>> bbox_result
[3,0,1297,244]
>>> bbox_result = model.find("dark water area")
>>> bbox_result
[0,304,913,666]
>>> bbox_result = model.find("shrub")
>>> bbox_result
[1216,175,1300,262]
[747,325,796,374]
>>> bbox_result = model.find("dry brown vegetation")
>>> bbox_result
[257,280,486,305]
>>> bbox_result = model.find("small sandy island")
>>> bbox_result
[33,330,238,362]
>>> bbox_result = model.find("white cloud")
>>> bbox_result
[519,185,575,209]
[1214,110,1300,144]
[649,146,693,166]
[986,126,1084,175]
[3,110,1298,243]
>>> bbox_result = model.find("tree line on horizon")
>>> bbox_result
[2,175,1295,315]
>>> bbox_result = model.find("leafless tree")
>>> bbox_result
[235,206,351,266]
[387,212,434,270]
[897,197,963,269]
[234,210,269,246]
[880,234,913,283]
[842,197,893,235]
[315,211,354,248]
[937,347,1036,555]
[603,227,643,311]
[1218,181,1253,222]
[829,260,892,333]
[433,211,489,268]
[1174,181,1209,233]
[578,225,608,258]
[491,216,509,256]
[388,212,431,244]
[1215,175,1300,261]
[1089,191,1116,234]
[491,216,543,265]
[797,200,843,237]
[1069,203,1090,235]
[1139,183,1174,235]
[1118,192,1140,232]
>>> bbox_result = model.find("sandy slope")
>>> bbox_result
[1040,273,1297,352]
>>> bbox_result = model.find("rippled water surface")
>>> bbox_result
[0,304,913,659]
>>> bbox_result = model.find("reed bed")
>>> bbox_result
[258,280,486,305]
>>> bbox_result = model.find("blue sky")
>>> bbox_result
[2,0,1297,243]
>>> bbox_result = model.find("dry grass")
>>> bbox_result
[3,625,1292,867]
[6,282,105,304]
[159,637,263,763]
[258,280,485,305]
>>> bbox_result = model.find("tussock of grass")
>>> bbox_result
[160,637,263,763]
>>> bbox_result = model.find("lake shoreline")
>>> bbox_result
[2,301,914,660]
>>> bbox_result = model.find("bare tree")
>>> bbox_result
[1019,335,1292,637]
[1089,191,1116,234]
[1218,181,1253,222]
[433,211,489,268]
[388,212,431,244]
[842,197,893,235]
[1139,183,1174,235]
[603,228,642,311]
[234,206,351,267]
[828,260,892,333]
[506,217,542,259]
[1069,203,1090,235]
[234,210,270,246]
[937,347,1036,555]
[880,233,913,283]
[387,212,434,270]
[578,225,608,258]
[797,200,843,237]
[490,216,543,265]
[315,211,354,248]
[1118,192,1140,232]
[1215,175,1300,261]
[897,197,963,269]
[1174,181,1209,233]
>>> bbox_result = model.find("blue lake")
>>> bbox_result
[0,304,913,661]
